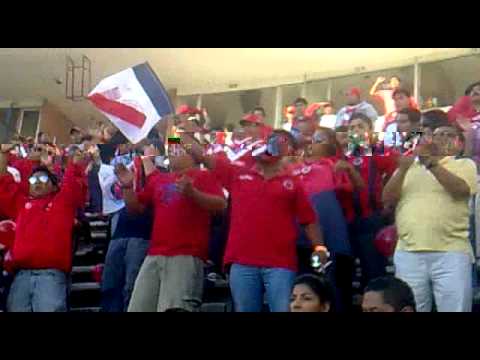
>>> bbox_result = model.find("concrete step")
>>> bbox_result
[71,282,101,292]
[70,307,101,313]
[89,221,109,227]
[91,232,108,239]
[201,302,231,312]
[72,265,95,274]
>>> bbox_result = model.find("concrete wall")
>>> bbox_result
[40,101,75,144]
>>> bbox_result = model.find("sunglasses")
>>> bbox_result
[29,175,50,185]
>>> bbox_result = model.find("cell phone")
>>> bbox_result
[16,145,28,158]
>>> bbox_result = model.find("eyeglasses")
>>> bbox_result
[28,175,50,185]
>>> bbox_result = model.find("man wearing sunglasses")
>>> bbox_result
[0,145,88,312]
[177,124,326,312]
[383,125,476,312]
[115,136,227,312]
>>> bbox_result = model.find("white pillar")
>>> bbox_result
[196,94,203,109]
[414,60,421,106]
[301,74,307,99]
[326,80,333,102]
[274,86,283,129]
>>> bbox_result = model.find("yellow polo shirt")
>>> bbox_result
[395,156,477,257]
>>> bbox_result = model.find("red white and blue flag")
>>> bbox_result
[88,62,174,144]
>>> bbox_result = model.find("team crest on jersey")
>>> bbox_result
[301,166,312,175]
[283,179,294,190]
[239,174,254,181]
[352,157,363,166]
[160,183,179,205]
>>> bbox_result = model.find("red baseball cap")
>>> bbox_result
[346,87,361,97]
[304,103,324,118]
[240,113,263,126]
[176,104,202,115]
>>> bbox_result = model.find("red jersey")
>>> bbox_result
[341,154,397,221]
[0,163,87,273]
[448,96,480,124]
[212,156,316,271]
[137,168,224,261]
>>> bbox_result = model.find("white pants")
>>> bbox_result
[394,251,472,312]
[474,176,480,257]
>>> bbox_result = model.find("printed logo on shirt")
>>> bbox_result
[283,179,294,191]
[160,183,180,205]
[232,161,246,167]
[25,202,32,210]
[301,166,312,175]
[238,175,254,181]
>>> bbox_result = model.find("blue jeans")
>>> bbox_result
[101,237,149,312]
[229,264,296,312]
[7,269,68,312]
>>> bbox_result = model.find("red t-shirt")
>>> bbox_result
[290,158,353,196]
[0,163,87,273]
[341,154,398,221]
[212,156,316,271]
[448,96,480,124]
[137,168,224,261]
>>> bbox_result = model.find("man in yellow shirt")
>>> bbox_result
[383,124,477,312]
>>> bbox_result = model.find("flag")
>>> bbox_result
[88,62,174,144]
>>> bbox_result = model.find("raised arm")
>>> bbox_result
[370,76,386,96]
[56,151,89,210]
[115,164,147,214]
[334,160,366,190]
[176,175,227,212]
[382,156,414,207]
[0,145,27,219]
[417,144,473,200]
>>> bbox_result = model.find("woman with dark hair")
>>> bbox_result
[290,274,334,312]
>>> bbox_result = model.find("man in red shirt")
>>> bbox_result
[179,127,327,312]
[448,81,480,125]
[344,113,398,289]
[0,144,88,312]
[115,140,227,312]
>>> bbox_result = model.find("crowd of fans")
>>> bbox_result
[1,76,480,312]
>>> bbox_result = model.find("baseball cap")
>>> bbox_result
[240,113,263,126]
[176,104,202,115]
[346,87,361,97]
